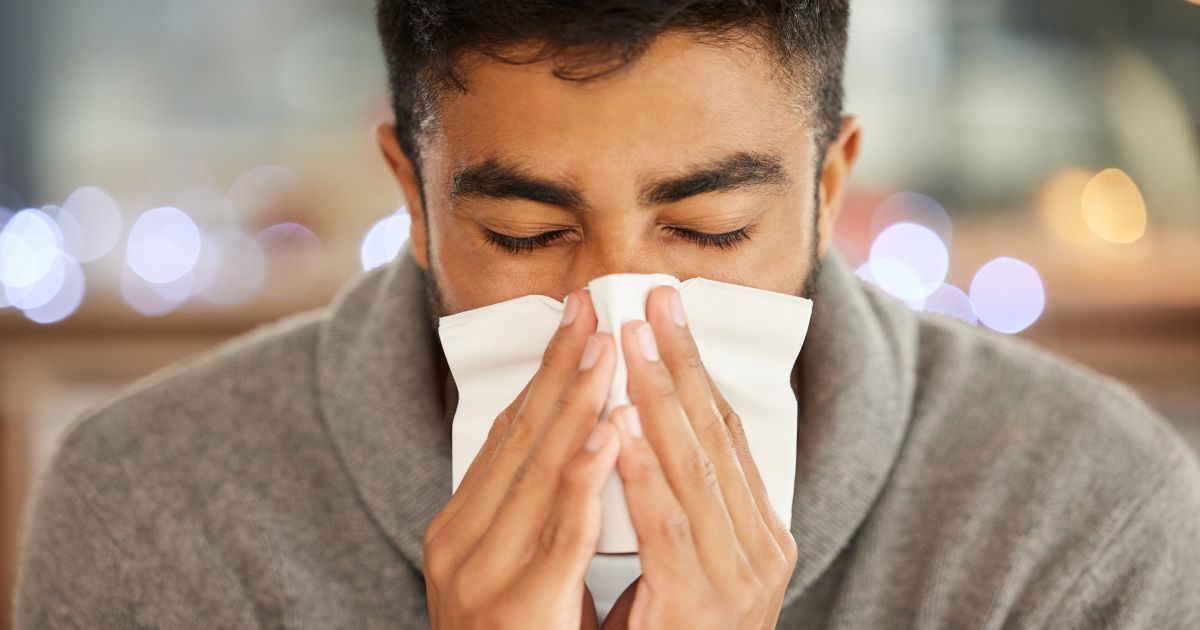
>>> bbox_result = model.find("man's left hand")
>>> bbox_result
[601,285,798,629]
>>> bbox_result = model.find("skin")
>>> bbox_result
[375,30,862,629]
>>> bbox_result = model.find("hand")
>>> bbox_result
[601,285,798,629]
[424,289,619,629]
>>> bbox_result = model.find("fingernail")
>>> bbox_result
[623,407,643,438]
[585,421,613,452]
[636,322,659,362]
[561,294,580,327]
[578,335,601,370]
[669,289,687,327]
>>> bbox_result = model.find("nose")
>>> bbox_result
[565,239,669,292]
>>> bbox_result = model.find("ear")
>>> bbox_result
[373,121,430,270]
[815,116,863,257]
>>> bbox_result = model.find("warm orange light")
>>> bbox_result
[1081,168,1147,244]
[1037,168,1094,246]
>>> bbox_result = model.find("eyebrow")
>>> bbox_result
[639,151,790,206]
[450,158,587,212]
[449,150,790,213]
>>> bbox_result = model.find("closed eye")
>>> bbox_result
[481,228,570,254]
[665,225,754,250]
[480,224,755,255]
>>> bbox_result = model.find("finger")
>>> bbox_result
[433,378,532,531]
[644,286,782,566]
[434,286,597,566]
[491,289,599,471]
[433,287,575,531]
[456,378,531,491]
[443,289,599,548]
[517,420,621,608]
[703,368,799,610]
[704,368,793,547]
[609,406,708,587]
[465,334,617,574]
[620,320,747,584]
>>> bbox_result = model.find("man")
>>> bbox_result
[15,1,1200,628]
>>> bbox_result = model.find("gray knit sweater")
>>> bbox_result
[14,245,1200,628]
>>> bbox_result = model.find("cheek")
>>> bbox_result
[684,227,812,296]
[683,204,814,287]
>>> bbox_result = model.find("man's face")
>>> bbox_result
[380,32,860,317]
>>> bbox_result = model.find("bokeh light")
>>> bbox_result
[120,266,186,316]
[22,256,86,324]
[145,269,196,303]
[0,208,63,292]
[360,209,412,271]
[58,186,123,262]
[1037,168,1095,246]
[1081,168,1147,244]
[196,229,266,305]
[5,250,67,311]
[867,222,949,302]
[923,283,978,325]
[969,257,1045,334]
[855,262,926,310]
[49,206,85,264]
[0,207,90,322]
[126,206,203,284]
[869,192,953,246]
[0,207,11,304]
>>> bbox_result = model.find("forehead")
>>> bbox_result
[426,32,811,177]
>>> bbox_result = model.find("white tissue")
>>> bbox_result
[438,273,812,553]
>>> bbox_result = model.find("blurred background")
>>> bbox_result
[1,0,1198,623]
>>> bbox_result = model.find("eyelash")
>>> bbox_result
[671,225,755,250]
[481,225,754,254]
[481,229,569,254]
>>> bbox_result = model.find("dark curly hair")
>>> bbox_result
[375,0,850,180]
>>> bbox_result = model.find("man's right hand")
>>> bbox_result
[423,289,619,629]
